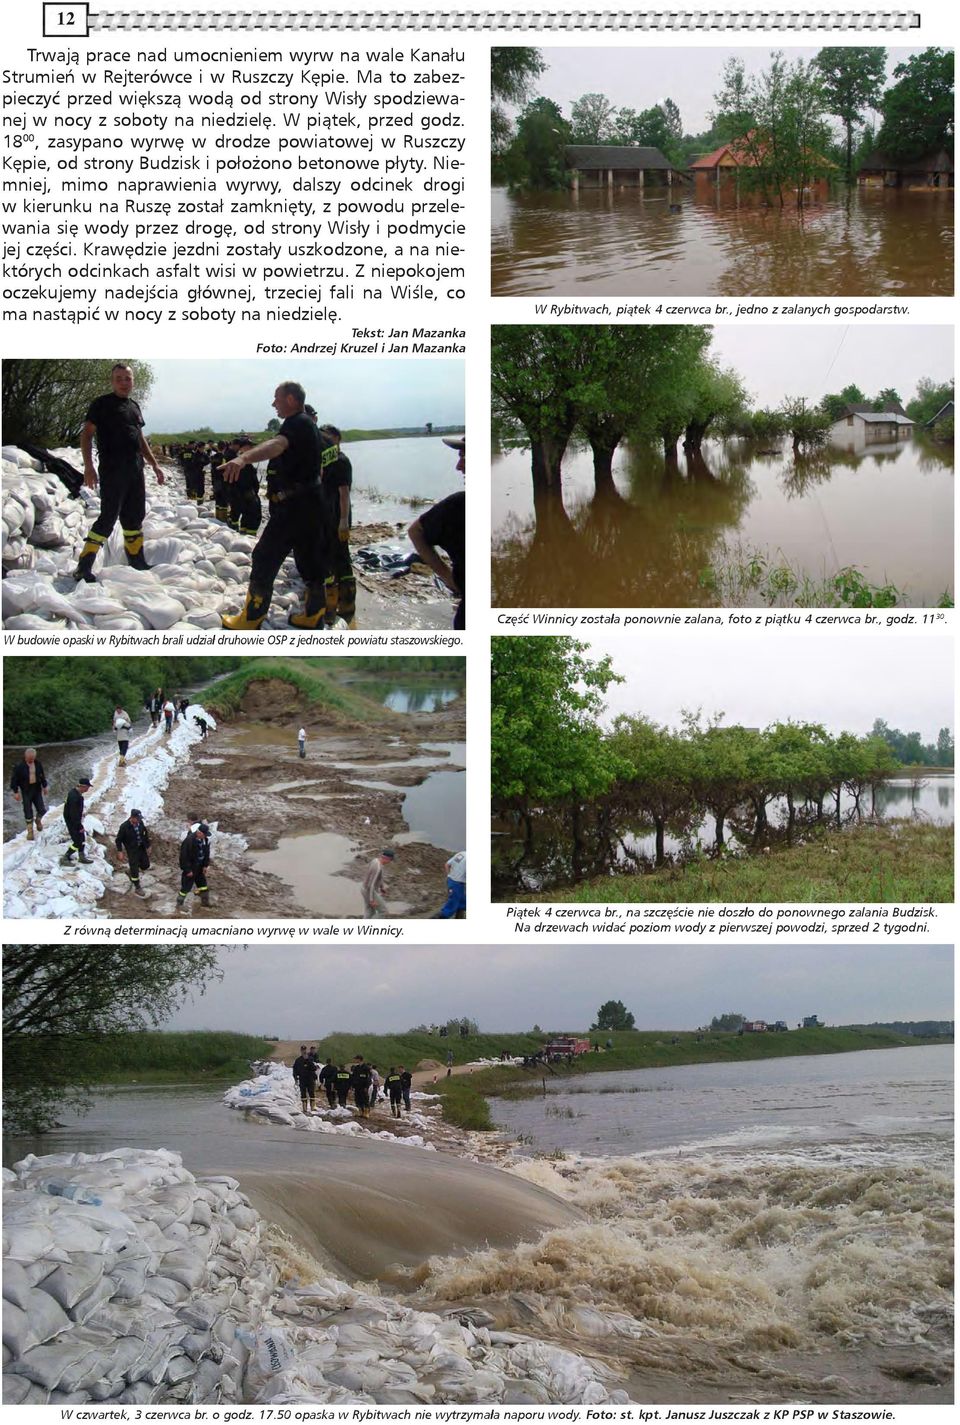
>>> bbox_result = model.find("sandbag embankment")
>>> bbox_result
[2,1148,275,1405]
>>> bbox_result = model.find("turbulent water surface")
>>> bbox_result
[491,186,955,297]
[492,435,955,608]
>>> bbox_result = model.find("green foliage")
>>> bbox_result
[906,377,954,425]
[876,47,954,162]
[500,97,571,190]
[78,1031,275,1084]
[203,661,389,724]
[705,549,907,609]
[569,92,617,144]
[821,384,867,422]
[491,636,622,802]
[2,359,155,447]
[710,1012,746,1032]
[491,47,545,153]
[4,656,241,743]
[594,999,636,1031]
[872,718,954,767]
[3,945,222,1133]
[815,47,887,179]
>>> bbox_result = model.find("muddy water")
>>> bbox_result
[345,435,464,523]
[419,1046,954,1403]
[491,185,954,297]
[249,831,366,916]
[490,1044,953,1160]
[346,682,462,713]
[3,732,118,841]
[2,1085,580,1282]
[492,436,955,608]
[402,768,466,850]
[492,774,954,895]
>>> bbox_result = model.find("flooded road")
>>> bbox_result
[492,435,955,608]
[492,774,954,896]
[491,186,954,297]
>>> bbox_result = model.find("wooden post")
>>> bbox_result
[667,168,673,188]
[571,168,579,195]
[637,168,644,191]
[607,168,614,191]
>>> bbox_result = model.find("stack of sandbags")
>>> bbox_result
[2,1149,276,1405]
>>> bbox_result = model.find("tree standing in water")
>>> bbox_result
[815,48,887,183]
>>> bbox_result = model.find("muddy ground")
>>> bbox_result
[98,680,465,919]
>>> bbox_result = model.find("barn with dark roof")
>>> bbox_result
[563,145,681,192]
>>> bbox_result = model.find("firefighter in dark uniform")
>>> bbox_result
[9,749,48,841]
[177,821,211,909]
[335,1064,352,1108]
[384,1068,404,1119]
[61,775,94,865]
[74,364,166,582]
[226,436,263,535]
[208,442,225,505]
[350,1055,373,1119]
[212,440,231,521]
[319,1058,339,1108]
[292,1047,318,1112]
[318,424,356,626]
[399,1066,413,1114]
[115,808,151,898]
[219,381,335,629]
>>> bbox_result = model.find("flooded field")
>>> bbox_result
[344,435,463,522]
[493,773,954,897]
[491,186,954,297]
[492,435,955,608]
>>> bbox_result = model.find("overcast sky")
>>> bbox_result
[137,359,464,432]
[164,943,953,1034]
[709,326,953,411]
[529,46,927,135]
[577,632,953,741]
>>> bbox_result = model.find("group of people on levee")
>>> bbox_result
[291,1049,415,1120]
[9,728,214,913]
[71,364,466,630]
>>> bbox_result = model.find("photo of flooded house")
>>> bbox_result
[828,403,916,451]
[858,147,954,190]
[565,144,682,192]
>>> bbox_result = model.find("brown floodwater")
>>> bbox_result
[491,185,954,297]
[492,434,955,608]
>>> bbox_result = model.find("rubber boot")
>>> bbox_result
[288,582,328,629]
[78,850,94,865]
[199,889,211,908]
[26,820,34,841]
[123,529,150,572]
[60,849,76,866]
[133,885,147,898]
[119,756,126,767]
[215,504,230,522]
[176,896,189,913]
[337,575,357,625]
[35,816,43,832]
[221,586,270,630]
[73,534,104,583]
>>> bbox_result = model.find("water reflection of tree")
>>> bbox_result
[912,433,955,473]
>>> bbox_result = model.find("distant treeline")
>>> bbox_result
[316,656,466,676]
[5,657,241,744]
[844,1020,954,1037]
[146,427,462,447]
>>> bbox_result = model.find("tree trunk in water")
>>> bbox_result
[591,439,619,494]
[786,790,795,844]
[714,813,725,851]
[835,786,842,827]
[752,799,767,845]
[571,802,584,880]
[684,420,710,455]
[654,817,665,867]
[530,438,566,502]
[815,793,824,821]
[663,434,679,467]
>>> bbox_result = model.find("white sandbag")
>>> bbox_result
[2,614,58,629]
[2,1371,47,1402]
[30,515,69,549]
[1,1262,33,1311]
[37,1253,105,1311]
[184,610,223,629]
[18,502,35,539]
[1,572,84,622]
[2,1291,73,1357]
[117,590,187,630]
[145,538,186,566]
[215,560,242,583]
[92,615,147,630]
[242,1327,295,1398]
[69,587,128,617]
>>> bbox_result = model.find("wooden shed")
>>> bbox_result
[858,148,953,190]
[564,144,679,193]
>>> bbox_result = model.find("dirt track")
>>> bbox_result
[97,680,465,919]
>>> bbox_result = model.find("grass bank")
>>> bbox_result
[81,1031,275,1085]
[427,1026,953,1131]
[533,821,953,904]
[203,660,389,726]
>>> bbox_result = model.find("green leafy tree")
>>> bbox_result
[821,384,866,422]
[491,325,597,498]
[4,946,222,1133]
[710,1012,745,1032]
[871,387,902,411]
[491,636,622,803]
[906,377,954,425]
[2,358,155,447]
[683,362,749,454]
[594,999,636,1031]
[607,715,696,865]
[570,92,617,144]
[935,728,955,767]
[502,97,571,190]
[815,47,887,180]
[491,47,545,153]
[876,47,954,163]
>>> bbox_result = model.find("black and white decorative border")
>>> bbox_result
[86,11,922,32]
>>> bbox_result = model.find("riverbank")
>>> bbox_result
[514,819,953,904]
